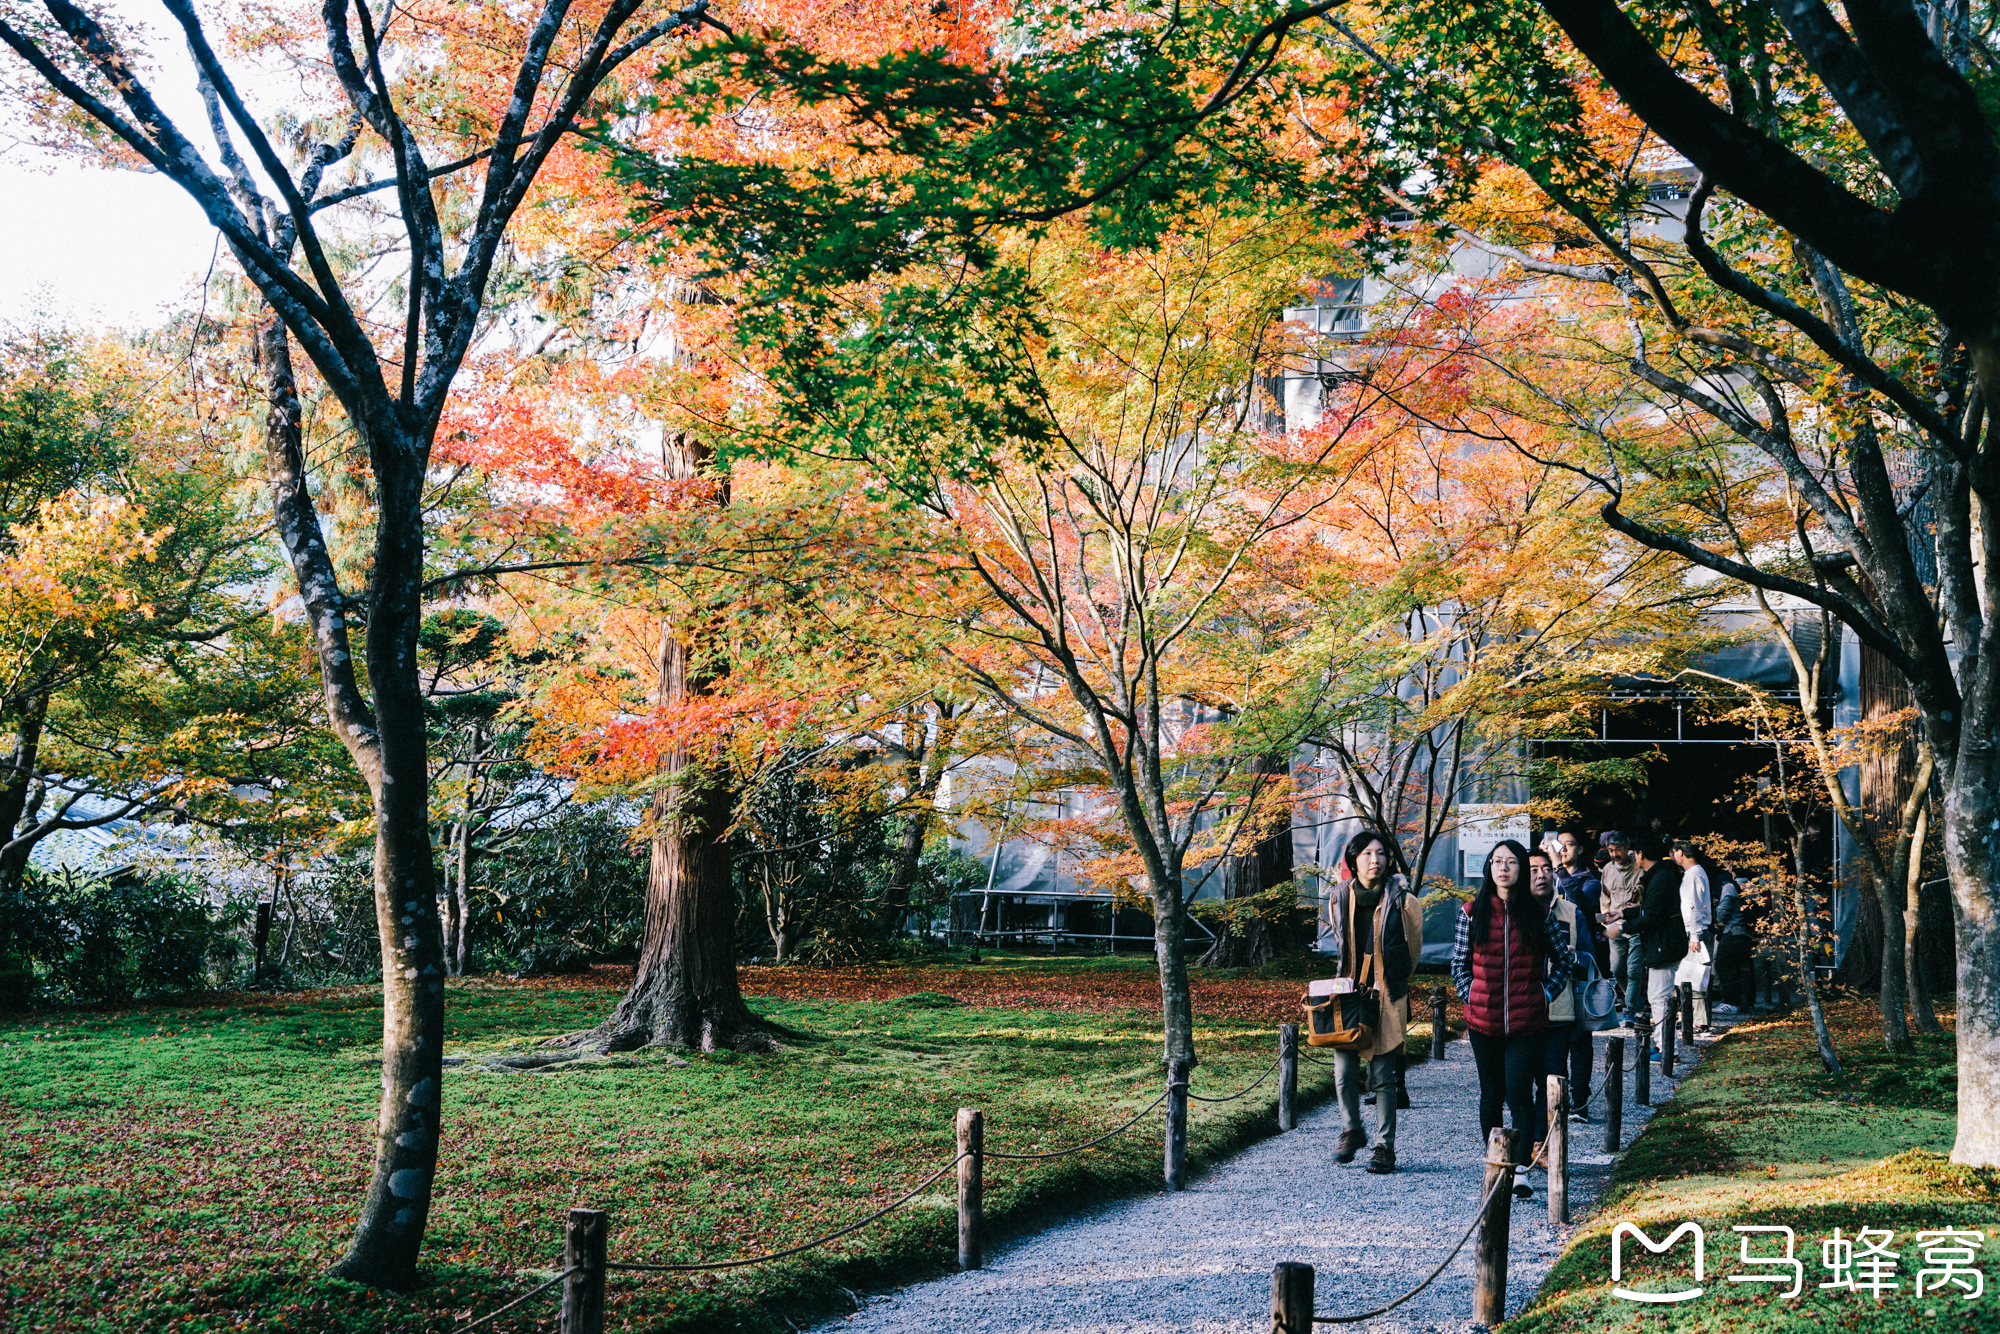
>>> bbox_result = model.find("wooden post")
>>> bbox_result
[1473,1128,1515,1327]
[1604,1036,1624,1152]
[560,1208,608,1334]
[956,1107,983,1271]
[1634,1015,1652,1106]
[1661,992,1677,1076]
[1546,1075,1569,1227]
[1432,985,1449,1059]
[1165,1056,1190,1191]
[1277,1025,1298,1132]
[1272,1260,1314,1334]
[1680,980,1696,1045]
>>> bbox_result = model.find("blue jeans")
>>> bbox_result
[1610,935,1642,1013]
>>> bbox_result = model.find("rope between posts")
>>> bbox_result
[606,1153,969,1273]
[1310,1139,1549,1325]
[983,1087,1174,1159]
[450,1266,578,1334]
[1185,1054,1282,1103]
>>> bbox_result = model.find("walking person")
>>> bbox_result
[1552,829,1601,1116]
[1527,848,1587,1143]
[1326,830,1424,1174]
[1630,839,1687,1056]
[1670,840,1717,1031]
[1598,830,1644,1023]
[1452,839,1576,1168]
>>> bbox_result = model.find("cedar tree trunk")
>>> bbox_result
[576,435,767,1052]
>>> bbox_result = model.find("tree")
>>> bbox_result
[0,325,294,895]
[725,214,1449,1065]
[1296,0,2000,1167]
[0,0,731,1286]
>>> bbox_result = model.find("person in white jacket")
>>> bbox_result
[1670,840,1715,1030]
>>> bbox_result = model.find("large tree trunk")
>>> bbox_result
[591,630,767,1051]
[573,435,766,1053]
[1945,676,2000,1163]
[245,315,444,1291]
[329,448,446,1289]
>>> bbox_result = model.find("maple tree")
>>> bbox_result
[0,0,759,1287]
[682,210,1469,1066]
[0,325,313,899]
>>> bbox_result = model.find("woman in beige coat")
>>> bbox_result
[1323,830,1426,1174]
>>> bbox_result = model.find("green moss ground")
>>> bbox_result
[0,962,1369,1333]
[1510,996,1998,1334]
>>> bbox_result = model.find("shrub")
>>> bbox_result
[473,807,647,975]
[0,867,239,1004]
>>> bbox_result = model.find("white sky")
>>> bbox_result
[0,155,223,329]
[0,0,306,331]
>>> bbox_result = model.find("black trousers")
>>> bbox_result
[1715,934,1755,1009]
[1568,1024,1594,1108]
[1469,1028,1541,1152]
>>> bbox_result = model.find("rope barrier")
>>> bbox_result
[1185,1054,1282,1104]
[1311,1139,1549,1325]
[450,1266,578,1333]
[606,1153,968,1274]
[445,1033,1372,1320]
[983,1087,1173,1160]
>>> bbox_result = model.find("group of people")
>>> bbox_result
[1316,825,1772,1180]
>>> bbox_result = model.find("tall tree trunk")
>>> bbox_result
[1154,874,1195,1066]
[573,434,766,1052]
[591,628,766,1050]
[333,443,446,1287]
[247,315,444,1290]
[1791,834,1843,1075]
[1945,681,2000,1164]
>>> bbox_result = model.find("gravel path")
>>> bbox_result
[816,1024,1721,1333]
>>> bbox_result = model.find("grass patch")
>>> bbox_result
[1509,996,1986,1334]
[0,956,1373,1333]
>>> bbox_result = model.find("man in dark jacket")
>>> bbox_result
[1631,840,1689,1053]
[1553,828,1602,1116]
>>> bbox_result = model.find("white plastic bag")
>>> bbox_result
[1675,941,1713,992]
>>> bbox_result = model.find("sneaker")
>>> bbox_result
[1335,1128,1367,1163]
[1712,1003,1740,1015]
[1570,1108,1593,1123]
[1366,1143,1397,1174]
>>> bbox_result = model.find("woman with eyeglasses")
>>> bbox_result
[1450,839,1576,1172]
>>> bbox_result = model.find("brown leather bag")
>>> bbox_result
[1303,952,1379,1050]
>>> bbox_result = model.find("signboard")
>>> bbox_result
[1456,803,1530,882]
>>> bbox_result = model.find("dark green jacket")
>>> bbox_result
[1633,860,1690,970]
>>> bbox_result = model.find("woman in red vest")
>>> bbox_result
[1450,839,1575,1160]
